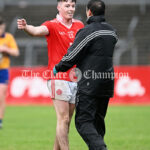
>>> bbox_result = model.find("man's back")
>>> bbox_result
[77,15,117,70]
[71,15,118,97]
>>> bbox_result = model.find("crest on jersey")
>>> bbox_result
[68,31,74,39]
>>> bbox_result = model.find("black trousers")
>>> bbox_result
[75,92,110,150]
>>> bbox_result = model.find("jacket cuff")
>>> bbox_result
[55,64,60,72]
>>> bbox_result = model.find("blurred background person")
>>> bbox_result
[0,16,19,129]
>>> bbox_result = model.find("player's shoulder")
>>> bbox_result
[5,32,14,39]
[49,18,59,24]
[43,18,58,25]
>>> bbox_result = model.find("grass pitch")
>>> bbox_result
[0,106,150,150]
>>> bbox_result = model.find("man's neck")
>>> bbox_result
[63,18,72,26]
[57,14,73,27]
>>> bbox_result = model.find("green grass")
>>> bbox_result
[0,106,150,150]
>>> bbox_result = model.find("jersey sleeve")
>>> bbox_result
[41,21,54,35]
[79,22,85,28]
[8,34,19,51]
[74,19,84,29]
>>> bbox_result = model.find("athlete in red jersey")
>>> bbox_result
[42,14,83,81]
[17,0,84,150]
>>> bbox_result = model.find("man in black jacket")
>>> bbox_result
[54,0,118,149]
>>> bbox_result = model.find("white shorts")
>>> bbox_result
[47,80,77,104]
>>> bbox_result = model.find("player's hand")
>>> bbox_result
[53,67,58,76]
[17,19,27,30]
[0,45,8,53]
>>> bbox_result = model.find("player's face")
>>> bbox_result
[0,24,6,36]
[57,0,76,20]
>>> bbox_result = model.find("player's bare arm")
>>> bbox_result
[17,19,49,36]
[0,45,19,57]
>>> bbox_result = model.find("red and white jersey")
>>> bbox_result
[42,14,84,81]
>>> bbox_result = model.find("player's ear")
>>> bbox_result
[57,5,59,12]
[57,2,61,12]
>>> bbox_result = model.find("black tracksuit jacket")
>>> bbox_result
[55,15,118,98]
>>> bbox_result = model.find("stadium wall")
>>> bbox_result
[6,66,150,105]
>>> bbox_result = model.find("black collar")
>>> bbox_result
[87,15,105,24]
[0,33,5,38]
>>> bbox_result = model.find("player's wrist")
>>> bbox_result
[4,47,10,54]
[24,24,28,30]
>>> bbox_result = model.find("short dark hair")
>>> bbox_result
[57,0,76,3]
[0,16,5,25]
[87,0,105,16]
